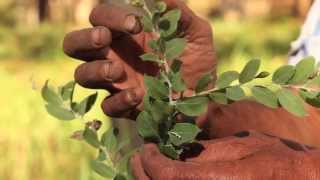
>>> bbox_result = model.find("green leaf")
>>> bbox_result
[159,9,181,37]
[141,15,153,32]
[165,38,186,60]
[159,144,181,160]
[256,71,270,79]
[60,81,76,101]
[290,56,316,84]
[306,76,320,86]
[168,123,201,146]
[299,90,320,108]
[195,73,213,93]
[148,40,159,52]
[209,92,228,105]
[155,1,167,13]
[114,174,127,180]
[140,53,160,63]
[75,92,98,116]
[277,89,306,117]
[170,71,187,92]
[91,160,116,178]
[101,128,118,153]
[176,97,209,116]
[116,149,137,174]
[83,127,100,148]
[239,59,261,84]
[144,75,168,99]
[148,100,172,123]
[137,111,159,141]
[96,150,107,161]
[251,86,278,108]
[299,89,318,99]
[304,98,320,108]
[226,86,245,101]
[216,71,239,89]
[171,59,183,73]
[272,65,295,84]
[45,104,75,120]
[42,80,63,106]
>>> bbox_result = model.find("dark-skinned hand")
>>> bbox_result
[63,0,215,118]
[63,0,320,179]
[131,131,320,180]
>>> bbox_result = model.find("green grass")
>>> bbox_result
[0,18,301,179]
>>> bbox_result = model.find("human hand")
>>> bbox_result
[131,131,320,180]
[63,0,216,118]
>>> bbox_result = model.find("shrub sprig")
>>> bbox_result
[41,0,320,179]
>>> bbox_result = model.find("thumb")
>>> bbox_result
[140,144,177,179]
[163,0,210,38]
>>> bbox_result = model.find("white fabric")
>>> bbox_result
[289,0,320,65]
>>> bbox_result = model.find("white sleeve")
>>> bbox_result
[289,0,320,65]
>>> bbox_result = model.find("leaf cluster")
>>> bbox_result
[42,81,97,120]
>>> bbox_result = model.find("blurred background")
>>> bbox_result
[0,0,313,179]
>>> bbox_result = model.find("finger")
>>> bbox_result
[163,0,210,35]
[101,88,144,117]
[74,60,125,90]
[186,131,278,163]
[63,27,111,61]
[130,153,150,180]
[140,144,177,179]
[90,3,142,34]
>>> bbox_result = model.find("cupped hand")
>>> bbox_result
[131,131,320,180]
[63,0,216,118]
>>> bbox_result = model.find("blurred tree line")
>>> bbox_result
[0,0,313,28]
[0,0,312,60]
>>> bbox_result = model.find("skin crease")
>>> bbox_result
[62,0,320,179]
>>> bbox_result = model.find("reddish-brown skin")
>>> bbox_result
[63,0,320,179]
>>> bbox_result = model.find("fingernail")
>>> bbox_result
[101,61,112,81]
[124,15,141,34]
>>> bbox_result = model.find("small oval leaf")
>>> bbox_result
[277,89,306,117]
[226,86,245,101]
[144,75,169,99]
[137,111,159,141]
[290,56,316,84]
[91,160,116,178]
[239,59,261,84]
[45,104,75,120]
[165,38,186,60]
[42,81,63,105]
[140,53,160,62]
[216,71,239,89]
[83,127,100,148]
[251,86,278,108]
[195,73,213,93]
[272,65,295,84]
[168,123,201,146]
[176,97,209,116]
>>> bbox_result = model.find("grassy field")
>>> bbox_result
[0,18,301,180]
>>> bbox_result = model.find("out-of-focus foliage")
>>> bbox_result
[0,25,66,60]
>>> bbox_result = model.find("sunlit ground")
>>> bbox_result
[0,18,301,179]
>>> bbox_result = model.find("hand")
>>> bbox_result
[63,0,216,118]
[131,131,320,180]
